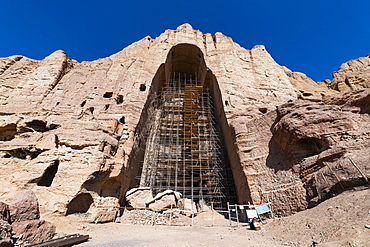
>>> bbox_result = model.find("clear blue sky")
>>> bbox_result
[1,0,369,81]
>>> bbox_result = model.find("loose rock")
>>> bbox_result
[9,190,39,223]
[12,219,56,245]
[126,187,153,209]
[146,190,180,212]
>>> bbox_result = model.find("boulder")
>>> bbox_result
[9,190,39,223]
[12,219,56,245]
[0,202,10,223]
[89,207,118,224]
[125,187,153,209]
[146,190,181,212]
[0,220,14,247]
[88,197,119,223]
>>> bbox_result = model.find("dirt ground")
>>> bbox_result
[266,186,370,247]
[52,186,370,247]
[54,221,280,247]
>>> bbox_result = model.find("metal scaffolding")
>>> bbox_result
[139,73,234,209]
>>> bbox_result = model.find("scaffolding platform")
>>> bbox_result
[139,73,236,210]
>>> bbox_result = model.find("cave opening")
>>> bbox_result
[37,160,59,187]
[133,44,238,210]
[66,193,93,215]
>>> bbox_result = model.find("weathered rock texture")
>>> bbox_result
[329,54,370,92]
[0,220,14,247]
[0,191,56,246]
[146,190,181,212]
[125,187,153,209]
[9,190,39,223]
[12,219,56,245]
[245,100,370,215]
[0,202,10,223]
[0,24,369,218]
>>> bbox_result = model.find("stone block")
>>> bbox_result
[126,187,153,209]
[146,190,181,212]
[88,197,119,223]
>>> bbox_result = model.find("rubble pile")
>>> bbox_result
[121,209,192,226]
[123,187,197,225]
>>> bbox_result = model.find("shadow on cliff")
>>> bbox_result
[266,138,292,171]
[116,64,165,207]
[265,108,292,172]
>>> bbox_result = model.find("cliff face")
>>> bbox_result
[0,24,369,219]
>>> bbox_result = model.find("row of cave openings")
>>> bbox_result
[79,91,126,121]
[77,80,147,115]
[55,84,147,120]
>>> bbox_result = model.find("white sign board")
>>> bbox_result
[246,209,258,219]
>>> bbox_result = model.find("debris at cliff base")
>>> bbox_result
[0,190,57,246]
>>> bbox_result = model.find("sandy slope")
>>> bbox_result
[266,186,370,246]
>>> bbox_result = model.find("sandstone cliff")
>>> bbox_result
[0,24,368,219]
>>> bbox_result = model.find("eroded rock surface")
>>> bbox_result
[329,54,370,92]
[242,98,370,216]
[0,24,369,219]
[0,202,10,223]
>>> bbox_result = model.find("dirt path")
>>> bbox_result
[56,223,280,247]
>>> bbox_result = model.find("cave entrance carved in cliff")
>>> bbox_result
[128,44,241,209]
